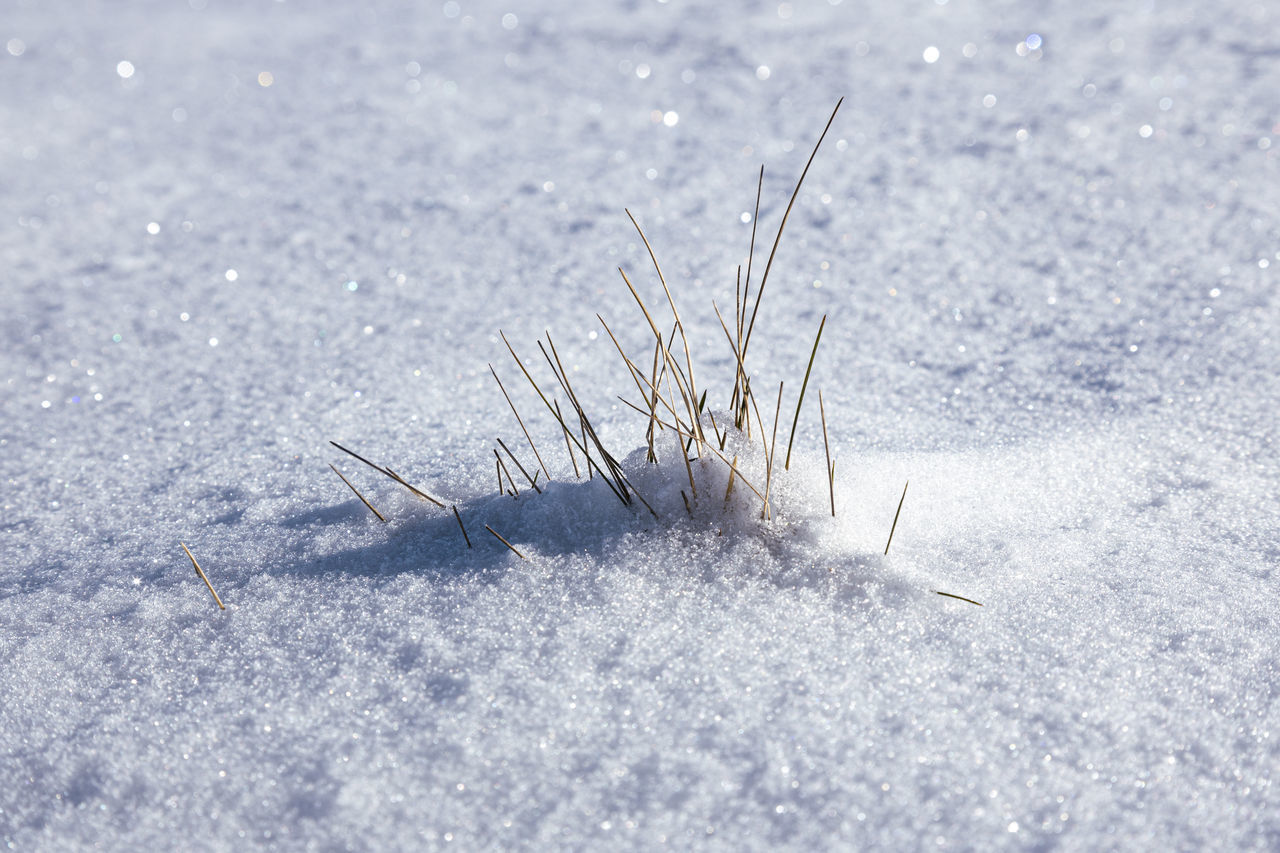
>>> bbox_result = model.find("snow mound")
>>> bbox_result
[329,409,916,609]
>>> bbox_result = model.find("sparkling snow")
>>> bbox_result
[2,0,1278,849]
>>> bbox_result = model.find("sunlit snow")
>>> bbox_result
[3,0,1278,849]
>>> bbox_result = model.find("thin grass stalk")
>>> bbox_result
[329,440,444,506]
[490,364,551,481]
[724,454,737,503]
[179,542,226,610]
[542,334,630,495]
[661,355,698,497]
[707,409,726,451]
[731,166,765,422]
[329,463,387,522]
[382,468,446,508]
[552,399,581,478]
[624,208,702,442]
[712,301,749,396]
[761,381,784,520]
[328,440,382,474]
[541,335,609,469]
[646,332,665,463]
[819,389,834,517]
[501,331,624,501]
[662,348,704,456]
[662,318,689,457]
[451,505,472,548]
[617,267,665,346]
[733,264,743,413]
[496,437,542,493]
[668,392,698,500]
[741,165,765,337]
[579,412,594,481]
[494,450,519,496]
[784,313,826,471]
[595,312,659,416]
[884,480,909,555]
[485,525,526,559]
[934,590,983,606]
[740,98,843,367]
[711,298,756,433]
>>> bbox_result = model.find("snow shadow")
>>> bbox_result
[275,444,915,608]
[277,473,655,581]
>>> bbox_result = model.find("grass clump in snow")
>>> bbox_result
[324,99,876,545]
[312,99,979,606]
[487,99,847,529]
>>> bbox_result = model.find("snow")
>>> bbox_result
[3,0,1279,849]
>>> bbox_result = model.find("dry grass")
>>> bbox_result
[303,100,984,607]
[168,102,991,614]
[179,541,226,610]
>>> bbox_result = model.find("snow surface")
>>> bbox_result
[3,0,1279,849]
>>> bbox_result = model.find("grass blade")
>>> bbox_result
[490,364,551,482]
[762,381,783,520]
[784,313,826,470]
[732,166,765,418]
[934,590,984,607]
[553,399,581,478]
[485,525,526,559]
[497,436,542,493]
[625,208,701,441]
[501,330,626,502]
[330,440,444,506]
[382,468,445,508]
[819,389,834,517]
[741,98,843,367]
[494,449,519,496]
[452,505,472,548]
[541,333,630,498]
[884,480,909,555]
[329,463,387,523]
[179,541,225,610]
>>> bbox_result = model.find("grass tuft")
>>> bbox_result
[309,100,958,605]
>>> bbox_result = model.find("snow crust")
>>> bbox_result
[3,0,1279,849]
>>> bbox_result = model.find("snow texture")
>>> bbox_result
[3,0,1279,849]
